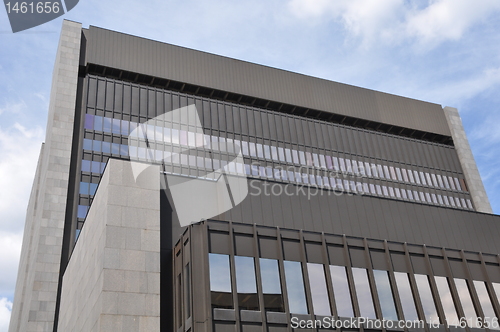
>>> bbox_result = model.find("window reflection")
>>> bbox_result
[394,272,419,321]
[284,261,308,314]
[414,274,440,323]
[373,270,398,321]
[235,256,259,310]
[330,265,354,317]
[260,258,284,312]
[454,278,479,327]
[352,267,377,319]
[209,253,233,308]
[434,276,459,326]
[474,281,498,329]
[307,263,331,316]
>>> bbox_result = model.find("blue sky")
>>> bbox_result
[1,0,500,329]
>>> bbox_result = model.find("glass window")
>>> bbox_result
[271,145,278,161]
[249,142,257,157]
[77,205,89,219]
[235,256,259,310]
[278,147,285,162]
[89,183,98,196]
[264,145,271,159]
[454,278,479,327]
[382,186,389,197]
[292,149,299,164]
[299,151,306,165]
[319,155,327,169]
[352,267,377,319]
[256,143,264,158]
[84,114,94,130]
[313,153,320,168]
[414,274,440,323]
[209,253,231,292]
[285,149,293,163]
[401,168,409,182]
[284,261,308,314]
[419,172,427,185]
[377,165,385,179]
[475,281,498,329]
[448,176,456,190]
[407,190,414,200]
[306,152,313,166]
[94,115,103,131]
[81,160,91,172]
[339,158,346,172]
[209,253,233,309]
[330,265,354,317]
[260,258,284,312]
[369,184,376,195]
[184,263,191,318]
[373,270,398,321]
[326,156,333,170]
[365,162,372,177]
[394,272,419,321]
[414,171,421,185]
[79,182,89,195]
[332,157,340,171]
[408,169,415,183]
[436,175,444,188]
[425,173,433,187]
[434,276,459,326]
[345,159,353,174]
[241,141,249,156]
[307,263,331,316]
[83,138,92,151]
[383,165,391,179]
[466,200,473,209]
[389,166,397,180]
[431,174,438,187]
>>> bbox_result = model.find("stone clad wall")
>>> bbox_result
[57,160,161,331]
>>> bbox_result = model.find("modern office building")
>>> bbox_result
[9,20,500,332]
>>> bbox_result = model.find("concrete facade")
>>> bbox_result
[443,106,492,214]
[57,159,161,331]
[9,20,82,332]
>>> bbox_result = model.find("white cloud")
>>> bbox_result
[0,101,27,116]
[287,0,500,48]
[0,298,12,332]
[0,122,44,233]
[0,232,22,299]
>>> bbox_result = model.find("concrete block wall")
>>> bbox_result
[444,107,493,214]
[57,159,161,332]
[9,20,82,332]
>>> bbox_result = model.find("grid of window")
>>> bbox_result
[199,222,500,328]
[78,115,474,220]
[76,75,474,229]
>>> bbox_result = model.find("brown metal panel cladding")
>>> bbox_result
[485,264,500,283]
[253,111,263,138]
[349,247,370,268]
[282,239,301,261]
[468,261,487,281]
[429,256,448,277]
[391,252,411,273]
[268,184,286,229]
[234,234,254,257]
[308,190,324,233]
[448,258,468,279]
[410,254,432,275]
[305,242,324,263]
[259,237,279,259]
[371,250,390,270]
[209,230,231,254]
[327,244,347,266]
[97,27,454,134]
